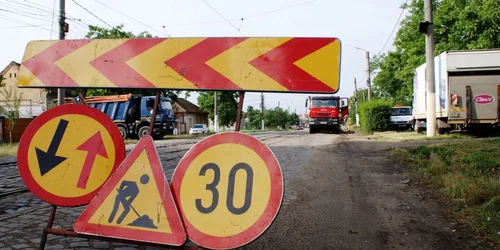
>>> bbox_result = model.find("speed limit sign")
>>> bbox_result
[171,132,284,249]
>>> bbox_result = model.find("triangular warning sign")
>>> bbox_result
[73,135,186,246]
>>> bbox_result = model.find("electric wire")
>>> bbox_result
[94,0,171,37]
[50,0,56,39]
[71,0,116,30]
[376,0,409,56]
[202,0,244,36]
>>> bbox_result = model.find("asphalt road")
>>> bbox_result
[0,129,484,250]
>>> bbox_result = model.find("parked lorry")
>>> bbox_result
[73,93,175,140]
[305,95,349,134]
[413,49,500,134]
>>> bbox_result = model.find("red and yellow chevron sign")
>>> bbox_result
[17,37,341,93]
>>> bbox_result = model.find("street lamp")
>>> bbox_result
[354,47,372,101]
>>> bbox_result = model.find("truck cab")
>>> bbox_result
[74,94,175,140]
[139,96,175,138]
[306,96,343,134]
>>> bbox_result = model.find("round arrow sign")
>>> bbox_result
[171,132,284,249]
[17,104,125,207]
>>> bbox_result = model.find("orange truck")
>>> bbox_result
[305,96,349,134]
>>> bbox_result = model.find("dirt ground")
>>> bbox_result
[245,131,496,250]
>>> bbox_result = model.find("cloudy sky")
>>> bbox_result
[0,0,408,115]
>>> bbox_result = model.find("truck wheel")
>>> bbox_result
[152,132,165,140]
[127,104,140,120]
[138,125,150,139]
[118,125,128,140]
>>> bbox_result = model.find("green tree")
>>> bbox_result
[245,106,262,129]
[197,91,240,128]
[0,85,22,144]
[80,24,185,100]
[264,107,297,129]
[370,0,500,104]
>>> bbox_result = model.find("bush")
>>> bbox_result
[358,99,393,134]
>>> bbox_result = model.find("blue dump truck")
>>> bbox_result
[73,94,175,140]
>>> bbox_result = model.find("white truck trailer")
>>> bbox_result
[413,49,500,134]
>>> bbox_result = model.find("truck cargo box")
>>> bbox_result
[413,49,500,133]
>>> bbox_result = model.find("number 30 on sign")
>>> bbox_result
[171,132,284,250]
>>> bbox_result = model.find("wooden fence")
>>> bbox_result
[0,118,34,143]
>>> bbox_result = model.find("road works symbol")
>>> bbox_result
[74,136,186,246]
[17,104,125,207]
[171,132,284,250]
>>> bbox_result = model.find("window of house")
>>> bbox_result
[9,73,12,78]
[196,118,199,124]
[14,73,16,78]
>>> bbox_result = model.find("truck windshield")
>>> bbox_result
[160,100,172,110]
[391,108,411,116]
[311,99,337,107]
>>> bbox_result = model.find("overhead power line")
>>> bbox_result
[243,0,321,20]
[202,0,244,36]
[71,0,116,30]
[376,0,409,56]
[50,0,56,39]
[93,0,171,37]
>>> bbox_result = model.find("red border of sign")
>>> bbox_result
[17,104,125,207]
[170,132,284,249]
[73,135,186,246]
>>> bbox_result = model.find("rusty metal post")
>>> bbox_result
[39,205,57,250]
[235,92,245,132]
[44,228,202,249]
[78,90,87,105]
[148,90,161,136]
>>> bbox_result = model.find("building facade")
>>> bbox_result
[172,98,209,134]
[0,61,54,118]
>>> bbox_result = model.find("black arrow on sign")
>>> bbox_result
[36,119,69,176]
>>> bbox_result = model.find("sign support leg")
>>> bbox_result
[148,90,161,136]
[39,205,57,250]
[78,90,87,105]
[235,91,245,132]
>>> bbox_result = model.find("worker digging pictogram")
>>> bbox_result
[108,174,158,229]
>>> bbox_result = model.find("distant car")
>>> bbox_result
[297,125,303,130]
[189,124,209,135]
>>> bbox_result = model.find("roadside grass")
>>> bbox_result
[394,138,500,244]
[367,130,472,142]
[0,143,18,156]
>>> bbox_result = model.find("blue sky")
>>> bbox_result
[0,0,408,114]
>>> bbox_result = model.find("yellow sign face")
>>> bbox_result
[88,150,172,232]
[18,104,125,207]
[180,143,271,236]
[171,132,284,249]
[73,136,186,246]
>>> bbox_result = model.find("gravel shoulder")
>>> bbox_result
[246,131,484,250]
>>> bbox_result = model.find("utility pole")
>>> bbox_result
[354,78,359,127]
[261,92,264,130]
[420,0,436,137]
[278,101,280,108]
[366,51,372,101]
[214,91,218,133]
[57,0,66,106]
